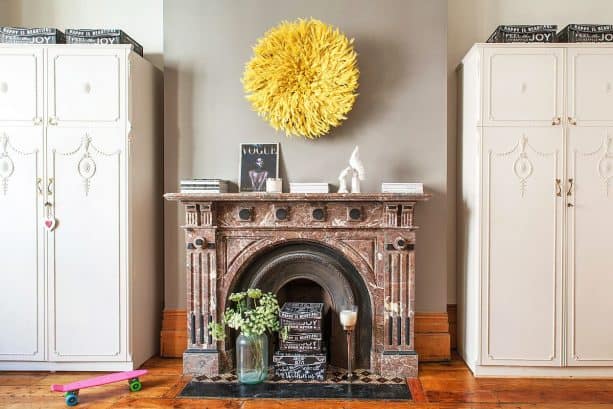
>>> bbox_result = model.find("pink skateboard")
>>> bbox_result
[51,369,148,406]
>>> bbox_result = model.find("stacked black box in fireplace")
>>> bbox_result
[273,303,326,381]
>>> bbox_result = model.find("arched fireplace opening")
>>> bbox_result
[231,242,372,370]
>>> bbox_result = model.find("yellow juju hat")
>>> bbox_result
[242,18,359,139]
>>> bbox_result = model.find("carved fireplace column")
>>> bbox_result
[166,193,430,378]
[379,203,419,377]
[181,202,222,375]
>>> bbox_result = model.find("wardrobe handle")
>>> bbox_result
[36,177,43,196]
[568,117,577,126]
[566,178,574,196]
[47,177,54,196]
[552,117,561,126]
[555,179,562,197]
[48,117,58,126]
[33,117,42,126]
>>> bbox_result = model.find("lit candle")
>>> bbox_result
[340,310,358,328]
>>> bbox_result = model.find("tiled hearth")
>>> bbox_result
[165,192,430,378]
[193,367,406,384]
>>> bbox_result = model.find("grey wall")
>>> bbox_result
[0,0,13,24]
[164,0,448,312]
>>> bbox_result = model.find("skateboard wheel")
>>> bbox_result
[65,391,79,406]
[129,379,142,392]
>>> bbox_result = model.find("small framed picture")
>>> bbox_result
[239,143,280,192]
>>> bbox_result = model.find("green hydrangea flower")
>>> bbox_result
[247,288,262,299]
[209,289,282,341]
[229,292,246,303]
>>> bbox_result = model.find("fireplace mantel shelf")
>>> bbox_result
[164,192,431,203]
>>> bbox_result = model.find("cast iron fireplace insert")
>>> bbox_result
[232,242,372,369]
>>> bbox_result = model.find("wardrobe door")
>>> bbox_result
[0,127,45,361]
[46,127,127,362]
[483,48,564,126]
[566,127,613,366]
[0,48,43,126]
[481,127,564,366]
[567,48,613,126]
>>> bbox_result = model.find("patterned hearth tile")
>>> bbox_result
[192,367,405,385]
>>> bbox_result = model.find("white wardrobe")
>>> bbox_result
[0,44,162,371]
[458,43,613,376]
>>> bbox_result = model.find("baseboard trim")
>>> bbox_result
[472,364,613,378]
[161,309,452,361]
[448,304,457,350]
[160,309,188,358]
[414,312,451,361]
[0,361,136,371]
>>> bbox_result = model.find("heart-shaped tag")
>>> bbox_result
[44,218,57,231]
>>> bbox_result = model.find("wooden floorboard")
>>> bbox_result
[2,354,613,408]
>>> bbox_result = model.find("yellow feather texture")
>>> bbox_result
[242,18,359,139]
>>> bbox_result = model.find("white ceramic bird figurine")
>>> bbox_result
[349,146,365,193]
[337,145,366,193]
[338,166,351,193]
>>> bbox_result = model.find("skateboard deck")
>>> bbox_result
[51,369,148,392]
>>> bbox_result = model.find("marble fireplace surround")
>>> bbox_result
[164,192,430,378]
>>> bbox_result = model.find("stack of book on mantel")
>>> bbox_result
[381,182,424,194]
[180,179,228,194]
[289,182,330,193]
[274,302,326,381]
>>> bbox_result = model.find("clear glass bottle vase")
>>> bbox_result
[236,333,268,384]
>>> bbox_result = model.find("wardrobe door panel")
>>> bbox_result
[481,127,563,366]
[0,49,43,125]
[0,127,44,361]
[48,49,125,126]
[567,48,613,126]
[46,127,126,361]
[483,48,563,126]
[567,127,613,366]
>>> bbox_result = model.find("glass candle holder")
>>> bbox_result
[340,304,358,330]
[339,304,358,380]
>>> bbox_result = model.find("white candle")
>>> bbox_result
[266,178,283,193]
[340,310,358,327]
